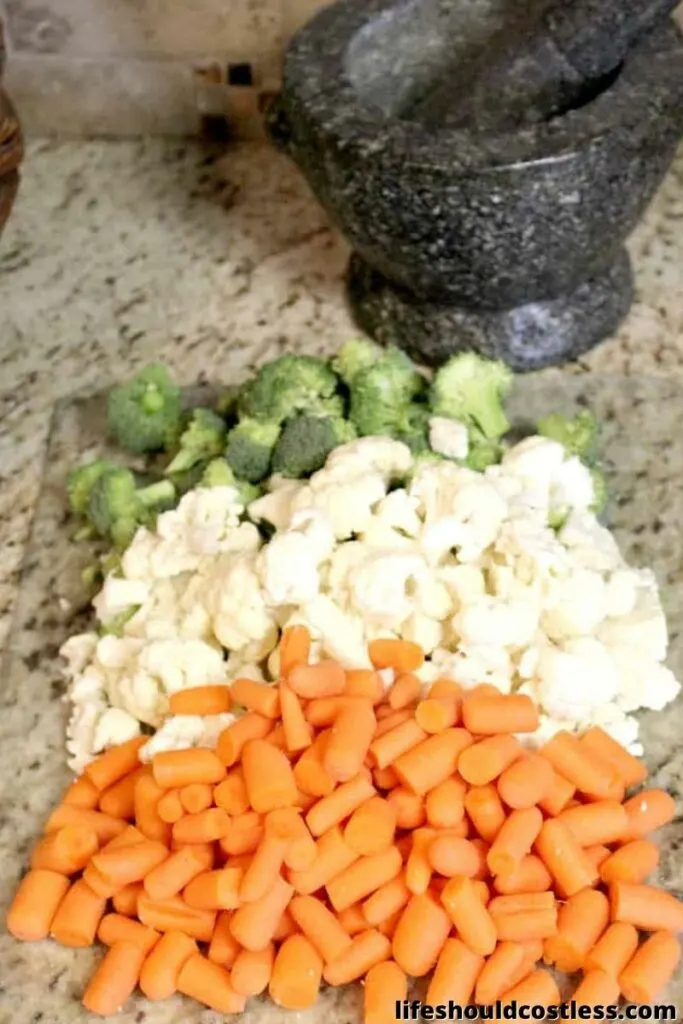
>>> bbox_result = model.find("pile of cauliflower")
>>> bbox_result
[61,436,680,772]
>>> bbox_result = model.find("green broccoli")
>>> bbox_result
[271,416,357,478]
[224,418,281,483]
[200,458,262,505]
[67,459,120,516]
[536,410,599,463]
[165,408,227,475]
[87,467,176,548]
[590,467,608,516]
[238,354,342,424]
[395,404,432,456]
[430,352,513,441]
[107,364,182,455]
[349,347,426,437]
[464,429,506,472]
[331,337,382,386]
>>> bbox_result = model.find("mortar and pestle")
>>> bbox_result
[267,0,683,370]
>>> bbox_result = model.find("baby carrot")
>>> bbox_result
[50,879,107,947]
[489,892,556,915]
[558,800,628,846]
[6,869,70,941]
[289,660,346,699]
[344,796,396,856]
[179,782,214,815]
[242,738,298,813]
[405,827,436,894]
[535,818,600,897]
[82,863,120,900]
[610,881,683,932]
[138,893,217,943]
[113,882,144,917]
[287,827,353,895]
[214,769,249,816]
[279,683,313,752]
[279,624,311,677]
[269,934,322,1008]
[306,696,364,727]
[217,712,272,766]
[92,839,168,888]
[621,789,676,840]
[240,835,288,903]
[306,772,375,836]
[369,639,424,674]
[231,677,281,719]
[84,737,145,791]
[585,922,639,976]
[208,910,241,966]
[157,790,184,824]
[462,694,538,735]
[415,696,459,734]
[82,941,145,1017]
[229,874,294,951]
[499,968,560,1008]
[289,894,352,963]
[429,836,485,878]
[493,855,552,895]
[273,908,297,941]
[293,731,335,797]
[465,784,506,842]
[494,908,559,942]
[619,930,682,1004]
[365,961,408,1024]
[387,787,426,829]
[324,929,392,985]
[426,937,484,1005]
[134,772,172,844]
[345,669,385,703]
[487,807,543,876]
[459,735,522,786]
[152,748,226,789]
[327,847,402,912]
[169,685,231,717]
[373,708,413,735]
[362,875,411,927]
[232,943,275,996]
[600,839,660,884]
[585,844,612,869]
[177,952,246,1013]
[388,673,421,710]
[475,941,526,1004]
[506,939,544,988]
[441,876,497,956]
[173,807,231,844]
[580,726,648,788]
[538,771,576,817]
[394,728,473,795]
[219,810,264,856]
[139,930,197,1000]
[497,754,555,809]
[543,888,609,972]
[44,804,127,845]
[30,825,99,875]
[540,731,619,800]
[143,844,213,901]
[99,766,146,820]
[264,808,315,872]
[572,968,621,1008]
[184,867,243,911]
[369,718,427,770]
[63,774,100,809]
[425,777,466,829]
[393,892,452,976]
[98,913,160,954]
[325,699,376,783]
[338,903,368,936]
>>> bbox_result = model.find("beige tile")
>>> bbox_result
[4,54,199,135]
[283,0,335,38]
[2,0,283,66]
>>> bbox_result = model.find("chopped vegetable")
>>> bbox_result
[238,354,342,424]
[87,467,175,548]
[67,459,119,516]
[349,347,425,437]
[224,417,281,483]
[430,351,512,440]
[165,407,227,475]
[107,364,182,455]
[271,415,357,477]
[536,409,599,461]
[332,337,383,386]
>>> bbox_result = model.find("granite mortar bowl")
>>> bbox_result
[267,0,683,369]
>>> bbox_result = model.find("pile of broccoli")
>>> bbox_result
[67,343,606,566]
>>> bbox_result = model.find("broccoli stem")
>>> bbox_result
[137,480,176,508]
[141,386,165,414]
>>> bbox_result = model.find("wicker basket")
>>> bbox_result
[0,16,23,240]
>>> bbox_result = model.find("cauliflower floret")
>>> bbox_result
[414,471,508,564]
[92,577,151,625]
[558,511,624,572]
[438,565,487,606]
[201,552,278,658]
[60,632,98,675]
[429,417,469,460]
[610,649,681,713]
[580,705,643,756]
[137,638,227,694]
[290,474,388,540]
[541,569,607,640]
[349,552,429,627]
[549,456,596,516]
[520,711,566,750]
[93,708,141,752]
[95,635,145,670]
[453,595,539,650]
[288,509,336,563]
[140,712,237,761]
[604,569,640,618]
[259,531,323,607]
[322,437,413,483]
[401,612,443,655]
[598,587,669,662]
[374,490,423,538]
[535,637,619,721]
[502,435,567,483]
[448,644,513,693]
[360,521,417,551]
[300,594,372,669]
[249,477,301,531]
[109,669,164,726]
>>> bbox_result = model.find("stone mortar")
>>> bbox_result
[267,0,683,370]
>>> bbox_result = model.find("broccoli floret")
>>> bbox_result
[107,364,182,454]
[67,459,119,515]
[165,407,227,475]
[349,348,426,437]
[536,410,599,463]
[464,429,506,472]
[238,355,342,424]
[224,418,281,483]
[332,337,382,386]
[430,352,512,441]
[200,458,263,505]
[87,467,176,546]
[271,416,358,478]
[396,404,432,456]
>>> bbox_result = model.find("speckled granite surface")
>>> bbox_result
[1,139,683,1021]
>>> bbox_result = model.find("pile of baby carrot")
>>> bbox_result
[6,629,683,1018]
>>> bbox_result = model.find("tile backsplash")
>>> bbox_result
[2,0,683,137]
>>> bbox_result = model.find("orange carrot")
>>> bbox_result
[113,882,144,917]
[394,728,473,795]
[137,893,216,942]
[177,952,246,1013]
[370,718,427,770]
[387,786,426,830]
[208,910,241,966]
[540,730,619,800]
[369,639,424,674]
[242,738,298,814]
[405,827,436,894]
[535,818,600,898]
[426,937,484,1005]
[232,943,275,996]
[609,881,683,932]
[216,712,273,766]
[179,782,214,815]
[288,660,346,699]
[489,892,557,915]
[599,839,660,884]
[345,669,385,704]
[229,875,294,951]
[459,735,522,786]
[99,766,146,819]
[327,847,402,912]
[388,672,421,710]
[263,807,315,872]
[219,810,265,856]
[293,730,335,798]
[338,903,368,936]
[362,875,411,927]
[324,699,376,784]
[269,934,322,1008]
[558,800,628,846]
[392,892,452,975]
[279,625,311,677]
[538,771,576,817]
[494,907,559,942]
[6,869,70,941]
[425,777,466,829]
[98,913,159,954]
[324,929,392,985]
[169,685,231,717]
[373,708,413,736]
[306,696,365,727]
[543,888,609,972]
[585,844,612,869]
[214,769,249,816]
[462,694,539,735]
[441,876,497,956]
[92,838,168,888]
[619,930,682,1004]
[289,894,352,963]
[84,737,145,791]
[429,836,486,879]
[493,855,552,895]
[63,774,100,809]
[279,683,313,752]
[344,796,396,856]
[50,878,107,947]
[487,807,543,876]
[497,754,555,809]
[415,696,459,734]
[364,961,408,1024]
[82,863,121,900]
[30,825,99,875]
[621,789,676,840]
[239,835,288,903]
[580,726,647,788]
[183,867,243,911]
[306,772,375,837]
[134,772,172,844]
[82,941,145,1016]
[173,807,231,844]
[139,930,197,1000]
[475,941,526,1004]
[499,968,560,1008]
[231,677,281,719]
[152,748,226,789]
[144,844,214,901]
[584,922,639,976]
[507,939,545,988]
[157,789,184,824]
[273,908,297,942]
[44,804,127,845]
[572,968,621,1008]
[464,784,506,842]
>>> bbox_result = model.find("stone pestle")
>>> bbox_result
[416,0,682,131]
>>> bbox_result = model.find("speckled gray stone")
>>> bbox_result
[268,0,683,368]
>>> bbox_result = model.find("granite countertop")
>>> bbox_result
[1,139,683,1021]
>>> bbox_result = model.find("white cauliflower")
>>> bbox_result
[201,552,278,658]
[541,569,607,640]
[535,638,619,721]
[429,417,469,460]
[322,437,413,482]
[92,577,150,625]
[349,551,429,627]
[454,595,539,650]
[140,712,237,761]
[290,473,387,540]
[300,594,372,669]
